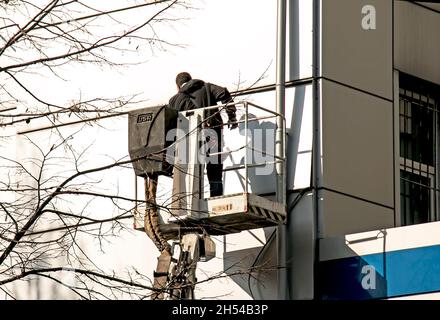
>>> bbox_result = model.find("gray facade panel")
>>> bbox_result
[287,191,314,299]
[322,0,393,99]
[395,1,440,86]
[321,80,394,208]
[321,190,394,238]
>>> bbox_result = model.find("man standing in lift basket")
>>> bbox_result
[168,72,238,197]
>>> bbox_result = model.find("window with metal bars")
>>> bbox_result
[399,73,440,226]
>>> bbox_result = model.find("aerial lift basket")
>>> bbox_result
[128,101,286,239]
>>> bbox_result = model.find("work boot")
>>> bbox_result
[210,182,223,197]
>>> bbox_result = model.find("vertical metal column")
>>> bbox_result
[245,102,249,194]
[312,0,322,300]
[276,0,288,300]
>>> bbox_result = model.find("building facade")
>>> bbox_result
[297,0,440,300]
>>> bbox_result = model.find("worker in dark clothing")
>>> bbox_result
[168,72,238,197]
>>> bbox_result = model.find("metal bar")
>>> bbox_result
[207,99,285,119]
[230,114,277,126]
[429,90,435,222]
[411,89,415,176]
[248,146,284,161]
[15,101,283,135]
[276,0,287,301]
[208,150,236,157]
[187,110,277,132]
[247,101,285,117]
[417,92,423,216]
[200,101,244,111]
[245,101,249,194]
[276,0,287,203]
[244,114,277,122]
[436,95,440,221]
[134,174,138,213]
[4,78,313,131]
[402,95,408,224]
[233,77,313,97]
[312,0,323,299]
[223,161,282,172]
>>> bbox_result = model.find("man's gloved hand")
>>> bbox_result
[227,118,238,130]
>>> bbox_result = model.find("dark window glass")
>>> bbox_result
[399,73,439,226]
[400,171,430,225]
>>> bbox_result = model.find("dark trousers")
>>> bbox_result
[205,127,223,197]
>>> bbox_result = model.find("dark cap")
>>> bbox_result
[176,72,192,87]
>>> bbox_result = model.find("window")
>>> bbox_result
[399,73,440,226]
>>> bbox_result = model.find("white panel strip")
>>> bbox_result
[320,221,440,261]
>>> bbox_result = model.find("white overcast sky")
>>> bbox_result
[15,1,277,112]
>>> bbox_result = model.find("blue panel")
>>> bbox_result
[319,245,440,299]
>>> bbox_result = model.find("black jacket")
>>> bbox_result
[168,79,236,129]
